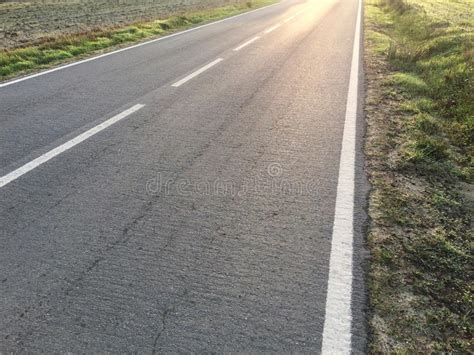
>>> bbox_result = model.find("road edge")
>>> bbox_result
[321,0,362,352]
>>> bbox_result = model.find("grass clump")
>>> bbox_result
[365,0,473,352]
[390,72,429,95]
[0,0,276,81]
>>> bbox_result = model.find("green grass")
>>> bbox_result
[380,0,473,180]
[365,0,473,352]
[0,0,276,80]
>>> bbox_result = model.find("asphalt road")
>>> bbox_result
[0,0,369,352]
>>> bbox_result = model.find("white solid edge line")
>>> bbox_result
[0,104,145,189]
[171,58,223,87]
[321,0,361,353]
[0,2,282,89]
[264,23,282,33]
[233,36,261,51]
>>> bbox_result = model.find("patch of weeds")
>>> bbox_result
[390,72,428,95]
[39,50,74,63]
[366,30,391,54]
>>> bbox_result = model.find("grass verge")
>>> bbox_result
[0,0,276,81]
[365,0,473,352]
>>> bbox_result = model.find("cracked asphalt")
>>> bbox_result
[0,0,369,352]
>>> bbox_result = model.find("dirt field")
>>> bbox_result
[0,0,249,49]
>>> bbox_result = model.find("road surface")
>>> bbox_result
[0,0,368,352]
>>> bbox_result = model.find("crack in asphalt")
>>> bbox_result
[151,289,188,354]
[151,305,173,354]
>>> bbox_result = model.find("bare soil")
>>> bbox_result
[0,0,248,49]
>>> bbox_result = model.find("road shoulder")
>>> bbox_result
[364,0,473,352]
